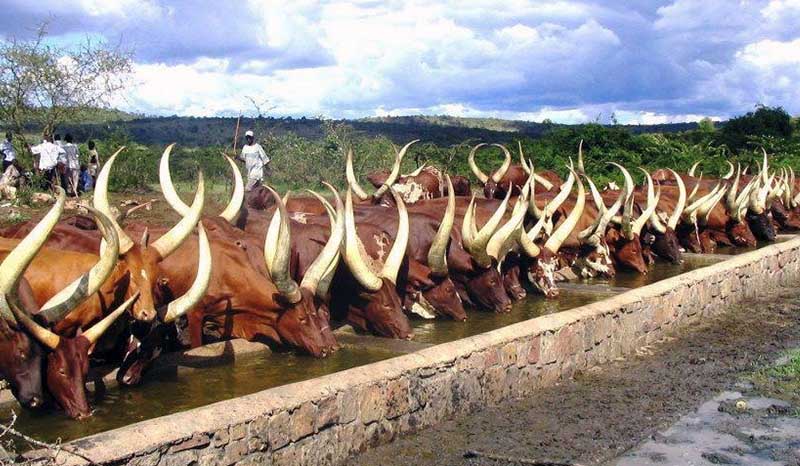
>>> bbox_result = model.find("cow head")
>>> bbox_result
[469,143,513,200]
[746,211,775,241]
[11,292,138,419]
[94,147,205,323]
[341,187,413,338]
[0,188,130,416]
[501,260,526,301]
[574,242,615,278]
[519,169,586,297]
[611,230,648,274]
[0,318,45,409]
[726,219,757,247]
[117,224,214,386]
[465,267,511,312]
[276,288,338,356]
[648,226,682,264]
[404,261,466,321]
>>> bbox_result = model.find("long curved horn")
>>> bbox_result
[7,300,60,350]
[726,163,742,213]
[687,172,703,202]
[380,188,409,284]
[83,292,140,345]
[722,161,735,180]
[471,188,512,252]
[490,144,512,183]
[518,141,530,174]
[577,139,585,175]
[219,154,245,223]
[544,169,575,218]
[579,182,624,245]
[468,143,489,183]
[683,183,721,225]
[263,187,301,303]
[151,172,205,259]
[163,223,211,322]
[609,163,634,234]
[301,184,344,297]
[698,185,727,224]
[487,193,527,261]
[94,147,135,253]
[374,140,418,199]
[263,191,290,273]
[761,147,769,185]
[343,188,382,291]
[428,175,454,276]
[638,168,666,234]
[161,145,244,223]
[37,206,120,324]
[544,172,585,253]
[346,148,370,201]
[528,165,545,218]
[159,144,190,217]
[688,161,700,177]
[404,162,427,178]
[0,188,66,321]
[632,181,661,236]
[667,169,687,230]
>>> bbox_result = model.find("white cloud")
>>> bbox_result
[21,0,796,121]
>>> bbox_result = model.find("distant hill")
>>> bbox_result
[51,113,700,147]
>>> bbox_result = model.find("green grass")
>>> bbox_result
[748,349,800,410]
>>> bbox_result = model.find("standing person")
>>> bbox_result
[62,134,80,196]
[238,130,270,191]
[87,140,100,181]
[53,133,68,190]
[1,132,15,173]
[31,134,65,190]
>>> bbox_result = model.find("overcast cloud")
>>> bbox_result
[1,0,799,123]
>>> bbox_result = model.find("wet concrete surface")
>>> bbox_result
[352,290,800,466]
[618,390,800,465]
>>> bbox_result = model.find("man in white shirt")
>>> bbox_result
[238,130,270,191]
[1,132,15,173]
[31,134,66,190]
[62,134,80,196]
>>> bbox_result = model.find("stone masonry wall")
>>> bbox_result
[53,237,800,466]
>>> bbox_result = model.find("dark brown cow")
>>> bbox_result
[0,190,175,418]
[469,142,562,199]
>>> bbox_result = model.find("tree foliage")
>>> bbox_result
[0,23,132,150]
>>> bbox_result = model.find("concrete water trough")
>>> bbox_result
[11,235,800,465]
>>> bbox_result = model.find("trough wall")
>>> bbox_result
[53,236,800,466]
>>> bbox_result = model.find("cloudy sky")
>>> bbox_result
[2,0,799,123]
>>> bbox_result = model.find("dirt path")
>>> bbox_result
[352,290,800,466]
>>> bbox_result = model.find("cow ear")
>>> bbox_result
[140,228,150,248]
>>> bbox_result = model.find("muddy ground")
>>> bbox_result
[353,289,800,466]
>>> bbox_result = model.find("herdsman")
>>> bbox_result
[239,130,270,190]
[31,133,65,190]
[62,134,80,196]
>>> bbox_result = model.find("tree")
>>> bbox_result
[718,105,793,151]
[0,22,132,150]
[697,117,715,132]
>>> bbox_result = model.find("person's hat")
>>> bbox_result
[245,130,254,137]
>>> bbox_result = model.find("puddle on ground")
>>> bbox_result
[2,346,397,446]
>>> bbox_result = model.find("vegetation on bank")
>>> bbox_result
[3,105,799,197]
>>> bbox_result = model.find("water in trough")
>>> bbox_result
[0,253,751,446]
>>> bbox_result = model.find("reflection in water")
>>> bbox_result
[412,292,608,345]
[3,347,395,446]
[715,237,790,256]
[589,257,715,289]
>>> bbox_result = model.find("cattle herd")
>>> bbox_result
[0,140,797,421]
